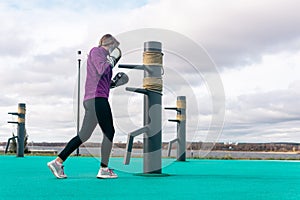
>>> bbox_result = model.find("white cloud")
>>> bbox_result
[221,52,300,141]
[124,0,300,67]
[222,51,300,97]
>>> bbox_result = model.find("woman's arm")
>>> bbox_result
[90,48,111,75]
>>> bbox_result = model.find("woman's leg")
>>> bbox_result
[95,98,115,168]
[58,99,98,162]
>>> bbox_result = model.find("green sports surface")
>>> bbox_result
[0,156,300,200]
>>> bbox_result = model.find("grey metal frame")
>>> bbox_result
[119,41,163,174]
[7,103,26,157]
[165,96,186,161]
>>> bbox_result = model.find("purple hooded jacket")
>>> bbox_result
[84,46,112,101]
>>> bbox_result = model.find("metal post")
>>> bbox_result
[76,50,81,156]
[177,96,186,161]
[165,96,186,161]
[7,103,26,157]
[143,41,162,173]
[119,41,164,174]
[17,103,26,157]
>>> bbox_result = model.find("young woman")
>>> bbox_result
[48,34,120,179]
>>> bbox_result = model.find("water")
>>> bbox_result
[30,146,300,159]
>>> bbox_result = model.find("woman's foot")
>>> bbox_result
[96,167,118,179]
[47,160,67,179]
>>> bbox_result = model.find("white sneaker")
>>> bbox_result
[47,160,67,179]
[96,167,118,179]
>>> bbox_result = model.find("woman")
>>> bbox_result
[48,34,120,179]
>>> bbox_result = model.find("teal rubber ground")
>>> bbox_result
[0,156,299,200]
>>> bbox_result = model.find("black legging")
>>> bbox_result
[58,97,115,168]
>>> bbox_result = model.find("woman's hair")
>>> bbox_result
[99,34,119,47]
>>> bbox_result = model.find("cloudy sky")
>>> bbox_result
[0,0,300,144]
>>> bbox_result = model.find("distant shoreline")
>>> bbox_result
[1,141,299,152]
[1,146,299,160]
